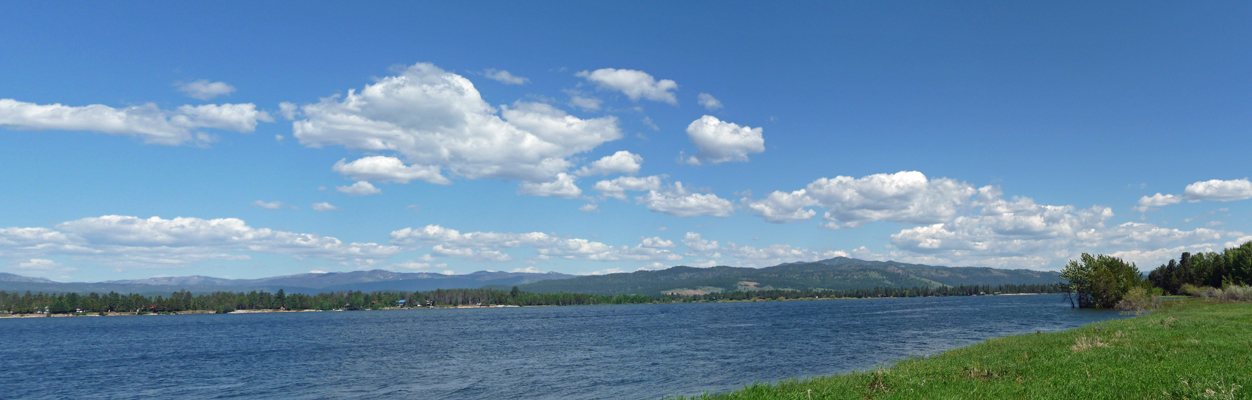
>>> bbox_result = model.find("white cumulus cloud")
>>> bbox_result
[483,69,529,85]
[0,99,272,145]
[684,116,764,165]
[1133,193,1182,212]
[639,237,676,248]
[389,225,683,263]
[252,200,287,210]
[291,62,622,184]
[638,182,734,217]
[697,93,723,110]
[564,89,603,111]
[682,232,720,253]
[333,156,451,185]
[0,216,399,268]
[576,151,643,176]
[576,68,678,104]
[719,170,1251,270]
[1184,178,1252,202]
[337,181,382,196]
[311,202,339,211]
[744,189,819,223]
[278,102,300,120]
[176,80,236,100]
[433,245,512,262]
[517,173,582,198]
[172,104,272,132]
[805,171,975,229]
[593,175,664,200]
[18,258,59,270]
[1129,178,1252,212]
[882,186,1246,269]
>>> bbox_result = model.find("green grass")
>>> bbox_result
[683,299,1250,399]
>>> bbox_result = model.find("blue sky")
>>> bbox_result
[2,1,1250,281]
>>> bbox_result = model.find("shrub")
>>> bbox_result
[1180,283,1201,296]
[1213,285,1252,302]
[1115,286,1160,312]
[1061,253,1144,308]
[1180,284,1217,298]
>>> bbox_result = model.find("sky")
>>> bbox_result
[2,1,1250,282]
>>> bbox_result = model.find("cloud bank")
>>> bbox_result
[0,99,272,145]
[0,216,399,268]
[389,225,682,263]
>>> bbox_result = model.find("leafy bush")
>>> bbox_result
[1180,283,1201,297]
[1061,253,1144,308]
[1179,283,1218,298]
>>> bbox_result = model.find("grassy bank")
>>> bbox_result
[687,299,1249,399]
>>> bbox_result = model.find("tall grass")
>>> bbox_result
[679,299,1251,400]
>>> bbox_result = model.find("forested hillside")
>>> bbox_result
[518,257,1062,296]
[3,257,1061,297]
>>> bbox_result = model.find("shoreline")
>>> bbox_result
[0,292,1054,319]
[679,298,1250,399]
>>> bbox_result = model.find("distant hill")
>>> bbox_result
[1,257,1061,296]
[0,270,573,295]
[517,257,1062,296]
[0,272,56,284]
[103,275,239,286]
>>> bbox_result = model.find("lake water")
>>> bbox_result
[0,294,1121,399]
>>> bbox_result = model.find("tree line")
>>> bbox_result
[0,287,660,315]
[683,283,1063,302]
[0,282,1064,315]
[1060,240,1252,309]
[1146,242,1252,294]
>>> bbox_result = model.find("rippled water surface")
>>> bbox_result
[1,294,1122,399]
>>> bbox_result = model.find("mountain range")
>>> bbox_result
[511,257,1063,296]
[1,257,1062,296]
